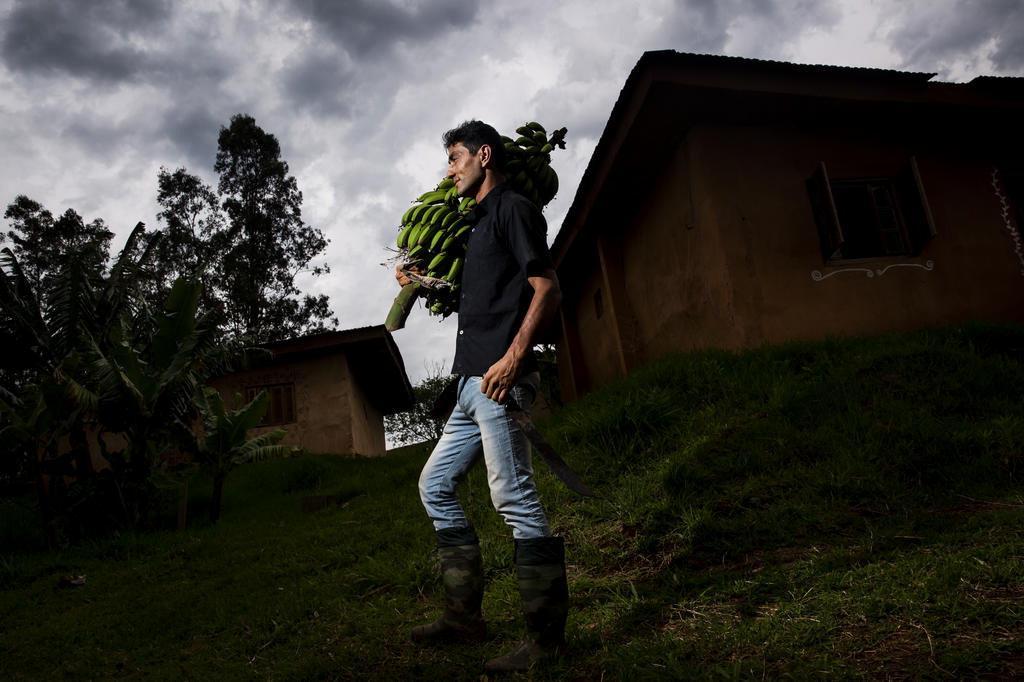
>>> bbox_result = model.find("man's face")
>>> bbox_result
[446,142,485,197]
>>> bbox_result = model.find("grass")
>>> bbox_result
[1,322,1023,679]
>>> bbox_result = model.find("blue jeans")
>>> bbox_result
[418,373,551,540]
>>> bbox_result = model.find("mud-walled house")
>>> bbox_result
[552,50,1024,400]
[210,326,414,456]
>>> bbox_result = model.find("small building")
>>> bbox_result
[210,326,414,456]
[552,50,1024,401]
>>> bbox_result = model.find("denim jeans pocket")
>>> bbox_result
[511,371,540,412]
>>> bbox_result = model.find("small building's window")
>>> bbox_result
[245,383,296,426]
[594,287,604,319]
[808,158,936,263]
[830,180,908,258]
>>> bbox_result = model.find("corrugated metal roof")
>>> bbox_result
[641,49,936,82]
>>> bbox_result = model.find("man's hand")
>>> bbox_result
[395,264,420,287]
[481,350,522,404]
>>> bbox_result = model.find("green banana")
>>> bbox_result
[422,204,445,225]
[428,252,447,271]
[444,257,463,282]
[417,223,438,247]
[409,203,431,224]
[416,189,446,204]
[430,227,447,251]
[441,210,460,229]
[397,223,415,248]
[526,121,546,134]
[407,223,422,247]
[430,206,451,225]
[401,204,418,225]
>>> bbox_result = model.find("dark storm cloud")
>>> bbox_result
[656,0,841,57]
[61,115,136,158]
[162,105,226,170]
[290,0,481,56]
[280,48,356,116]
[888,0,1024,73]
[1,0,170,81]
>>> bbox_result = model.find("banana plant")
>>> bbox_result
[194,386,289,522]
[85,277,221,525]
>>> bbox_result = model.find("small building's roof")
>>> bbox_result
[255,325,415,414]
[551,50,1024,269]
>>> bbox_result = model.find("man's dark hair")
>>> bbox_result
[443,120,505,171]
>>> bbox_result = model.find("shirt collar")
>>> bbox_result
[475,182,510,217]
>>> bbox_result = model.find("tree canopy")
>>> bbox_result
[213,114,336,342]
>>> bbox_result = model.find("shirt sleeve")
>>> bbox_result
[501,194,554,277]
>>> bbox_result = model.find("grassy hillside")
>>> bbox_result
[2,323,1023,679]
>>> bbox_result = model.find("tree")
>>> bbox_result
[194,386,288,522]
[213,114,336,342]
[385,362,451,447]
[86,277,223,526]
[2,196,113,294]
[0,224,164,540]
[150,167,224,304]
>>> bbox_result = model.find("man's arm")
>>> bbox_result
[481,269,562,403]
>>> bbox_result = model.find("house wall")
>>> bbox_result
[563,121,1024,397]
[557,240,622,397]
[343,355,386,456]
[696,123,1024,346]
[618,132,738,360]
[210,353,355,455]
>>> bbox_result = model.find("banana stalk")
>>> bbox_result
[385,282,420,332]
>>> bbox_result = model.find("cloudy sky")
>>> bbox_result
[2,0,1022,384]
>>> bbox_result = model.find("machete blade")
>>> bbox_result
[507,407,597,498]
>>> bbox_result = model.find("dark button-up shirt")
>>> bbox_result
[451,183,553,377]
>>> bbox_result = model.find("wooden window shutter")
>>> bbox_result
[807,162,844,261]
[899,156,937,254]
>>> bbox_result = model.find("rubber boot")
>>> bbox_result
[411,526,486,645]
[484,536,568,673]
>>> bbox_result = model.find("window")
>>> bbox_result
[807,157,936,262]
[244,383,296,426]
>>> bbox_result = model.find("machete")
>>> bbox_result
[505,399,598,498]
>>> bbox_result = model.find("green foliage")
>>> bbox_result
[194,386,289,522]
[1,195,113,294]
[384,361,450,447]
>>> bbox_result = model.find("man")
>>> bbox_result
[396,120,567,672]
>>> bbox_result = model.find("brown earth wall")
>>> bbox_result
[343,355,386,456]
[691,123,1024,347]
[210,353,354,455]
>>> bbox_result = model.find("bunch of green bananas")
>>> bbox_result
[501,122,567,208]
[385,121,567,331]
